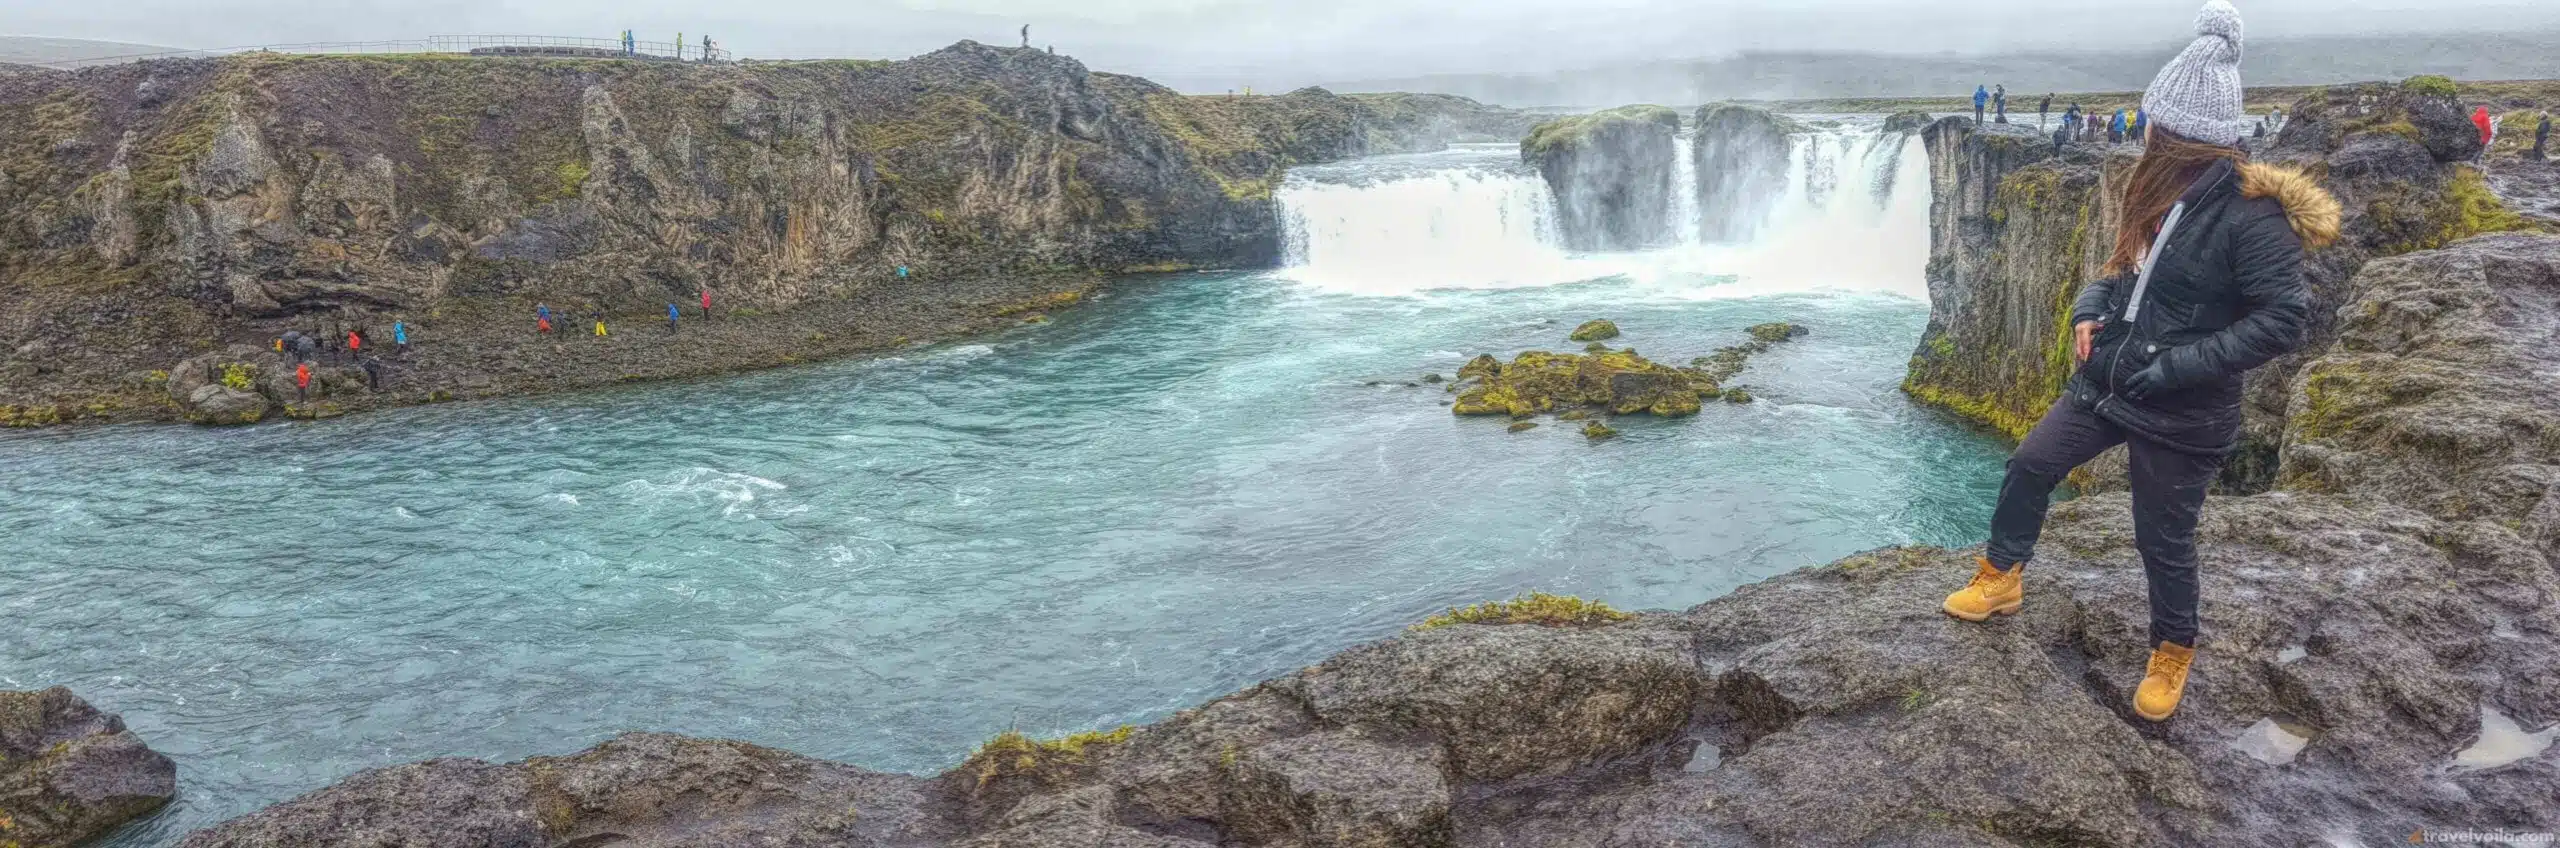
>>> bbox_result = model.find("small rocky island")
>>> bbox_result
[1448,321,1805,425]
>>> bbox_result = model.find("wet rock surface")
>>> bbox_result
[1521,105,1682,251]
[181,733,950,848]
[0,687,177,848]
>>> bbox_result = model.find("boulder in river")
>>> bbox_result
[1566,319,1620,342]
[1,687,177,847]
[1882,110,1932,134]
[1522,105,1682,251]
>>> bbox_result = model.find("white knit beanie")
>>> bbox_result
[2141,0,2247,146]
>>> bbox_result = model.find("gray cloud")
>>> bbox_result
[7,0,2557,92]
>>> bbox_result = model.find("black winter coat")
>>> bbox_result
[2066,158,2339,455]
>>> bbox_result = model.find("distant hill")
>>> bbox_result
[1329,31,2560,108]
[0,35,197,69]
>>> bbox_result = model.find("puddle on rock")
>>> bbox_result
[2233,717,2315,766]
[1684,742,1722,773]
[2451,706,2558,770]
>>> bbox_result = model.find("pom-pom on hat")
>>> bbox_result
[2141,0,2247,146]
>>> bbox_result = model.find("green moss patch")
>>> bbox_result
[1413,592,1632,631]
[1523,104,1679,156]
[961,725,1136,787]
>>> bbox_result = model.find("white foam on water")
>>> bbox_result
[615,467,788,518]
[2452,705,2558,770]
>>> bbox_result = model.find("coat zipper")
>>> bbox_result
[2102,200,2188,408]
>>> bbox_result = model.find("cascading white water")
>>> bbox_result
[1662,123,1930,299]
[1275,147,1591,295]
[1273,121,1930,300]
[1669,133,1704,247]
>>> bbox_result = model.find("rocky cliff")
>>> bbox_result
[1691,103,1805,243]
[1520,105,1680,251]
[1903,78,2554,489]
[0,44,1525,427]
[0,687,176,847]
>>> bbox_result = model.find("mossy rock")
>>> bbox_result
[1568,319,1621,342]
[1450,348,1700,419]
[1522,105,1680,157]
[958,725,1135,789]
[1725,389,1756,404]
[1507,420,1538,433]
[1582,421,1618,440]
[2402,75,2459,100]
[1746,322,1807,343]
[1413,591,1631,630]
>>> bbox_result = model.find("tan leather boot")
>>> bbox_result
[2134,642,2196,721]
[1942,557,2024,621]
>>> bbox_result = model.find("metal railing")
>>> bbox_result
[29,34,733,68]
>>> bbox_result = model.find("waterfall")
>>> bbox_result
[1688,125,1931,297]
[1270,124,1929,299]
[1275,148,1587,295]
[1670,132,1704,247]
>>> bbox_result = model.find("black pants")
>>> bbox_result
[1985,398,2224,647]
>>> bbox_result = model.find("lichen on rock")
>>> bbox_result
[0,687,177,848]
[1567,319,1620,342]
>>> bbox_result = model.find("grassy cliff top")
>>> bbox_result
[1522,104,1680,155]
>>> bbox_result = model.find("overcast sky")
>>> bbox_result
[10,0,2560,90]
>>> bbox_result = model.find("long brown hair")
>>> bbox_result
[2106,127,2243,275]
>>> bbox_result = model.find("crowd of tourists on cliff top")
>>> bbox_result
[1974,78,2554,161]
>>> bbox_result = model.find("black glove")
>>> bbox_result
[2122,360,2172,401]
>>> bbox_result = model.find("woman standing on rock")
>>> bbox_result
[1941,0,2339,722]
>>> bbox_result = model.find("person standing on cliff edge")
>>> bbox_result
[1973,85,1988,125]
[1941,0,2341,723]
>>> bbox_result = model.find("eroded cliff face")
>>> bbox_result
[1905,79,2553,489]
[1905,118,2131,442]
[1520,105,1680,251]
[0,44,1525,426]
[1691,103,1804,243]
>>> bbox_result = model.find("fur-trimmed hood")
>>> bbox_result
[2237,162,2341,249]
